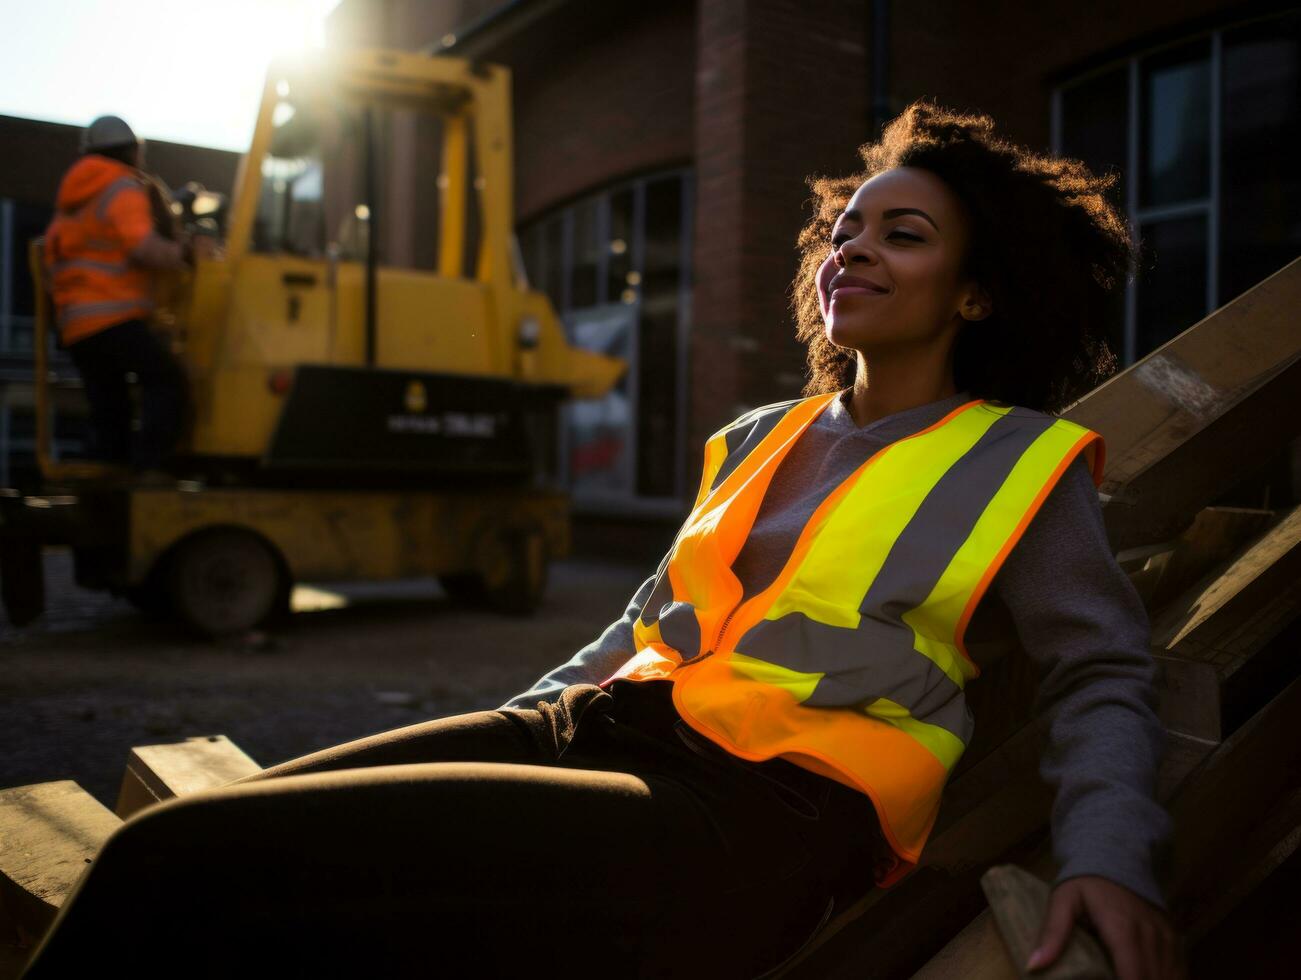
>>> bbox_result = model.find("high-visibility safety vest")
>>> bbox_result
[44,155,156,345]
[606,393,1104,884]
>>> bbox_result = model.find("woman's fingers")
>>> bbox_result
[1026,883,1082,972]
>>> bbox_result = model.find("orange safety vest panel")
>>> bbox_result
[43,155,156,344]
[606,393,1104,885]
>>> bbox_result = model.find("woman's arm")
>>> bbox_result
[993,456,1171,904]
[992,456,1180,976]
[498,573,657,709]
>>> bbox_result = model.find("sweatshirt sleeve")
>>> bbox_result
[499,573,657,709]
[991,456,1171,909]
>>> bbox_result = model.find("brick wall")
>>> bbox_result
[505,2,697,221]
[689,0,869,465]
[889,0,1260,149]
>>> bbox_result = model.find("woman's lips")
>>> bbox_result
[829,285,887,303]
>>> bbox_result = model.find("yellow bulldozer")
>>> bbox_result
[1,48,623,635]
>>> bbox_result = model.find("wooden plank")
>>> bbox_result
[1151,504,1301,675]
[116,735,260,818]
[1064,256,1301,553]
[981,865,1112,979]
[0,781,120,940]
[1167,672,1301,927]
[1151,654,1222,742]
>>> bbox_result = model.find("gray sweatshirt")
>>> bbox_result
[504,391,1170,907]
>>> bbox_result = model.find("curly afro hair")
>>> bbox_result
[790,99,1135,413]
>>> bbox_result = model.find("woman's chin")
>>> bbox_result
[824,317,868,351]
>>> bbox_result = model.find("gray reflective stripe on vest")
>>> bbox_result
[85,237,120,251]
[709,399,801,494]
[655,601,704,661]
[51,257,130,276]
[734,611,974,742]
[95,176,144,222]
[730,411,1058,741]
[853,411,1056,623]
[58,298,153,326]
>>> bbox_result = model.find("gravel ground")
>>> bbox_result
[0,550,647,807]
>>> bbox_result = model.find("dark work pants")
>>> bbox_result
[22,683,887,980]
[65,318,188,469]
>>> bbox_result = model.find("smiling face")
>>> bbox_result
[817,166,989,361]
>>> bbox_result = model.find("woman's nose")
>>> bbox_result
[836,235,877,266]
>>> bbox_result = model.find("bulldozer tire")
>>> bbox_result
[167,528,285,637]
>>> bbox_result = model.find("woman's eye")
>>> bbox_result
[831,229,922,247]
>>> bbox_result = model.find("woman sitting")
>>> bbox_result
[22,101,1179,980]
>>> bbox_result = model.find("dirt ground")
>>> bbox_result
[0,550,648,807]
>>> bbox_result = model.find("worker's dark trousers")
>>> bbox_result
[23,682,887,980]
[65,318,188,469]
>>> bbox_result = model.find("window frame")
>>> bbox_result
[519,166,694,512]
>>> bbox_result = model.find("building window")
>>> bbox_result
[519,169,693,509]
[1052,8,1301,363]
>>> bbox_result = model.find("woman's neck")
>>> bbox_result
[846,351,959,429]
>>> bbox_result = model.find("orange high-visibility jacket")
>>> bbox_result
[43,155,156,344]
[607,393,1104,884]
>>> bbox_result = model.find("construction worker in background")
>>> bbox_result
[43,115,191,473]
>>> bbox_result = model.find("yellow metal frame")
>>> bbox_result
[127,486,570,586]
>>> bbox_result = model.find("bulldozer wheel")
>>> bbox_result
[167,529,285,637]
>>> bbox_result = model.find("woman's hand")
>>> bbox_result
[1027,875,1184,979]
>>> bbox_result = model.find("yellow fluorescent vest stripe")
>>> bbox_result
[729,652,823,702]
[863,697,966,770]
[902,415,1097,672]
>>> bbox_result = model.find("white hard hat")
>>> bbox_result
[81,115,140,153]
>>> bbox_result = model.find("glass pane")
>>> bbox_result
[1136,215,1208,355]
[606,186,635,303]
[1060,67,1129,208]
[636,177,684,498]
[1140,41,1211,207]
[565,305,636,496]
[1220,11,1301,304]
[570,197,600,309]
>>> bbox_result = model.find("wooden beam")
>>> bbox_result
[1063,256,1301,553]
[0,782,120,943]
[116,735,260,818]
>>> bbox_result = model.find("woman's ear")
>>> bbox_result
[960,283,993,322]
